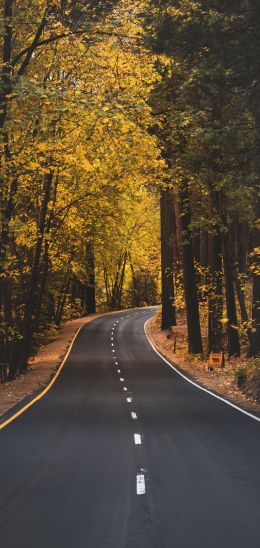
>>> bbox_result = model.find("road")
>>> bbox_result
[0,308,260,548]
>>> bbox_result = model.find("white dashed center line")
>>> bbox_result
[136,475,146,495]
[134,434,141,445]
[111,314,144,497]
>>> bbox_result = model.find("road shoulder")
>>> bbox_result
[0,316,96,420]
[146,315,260,417]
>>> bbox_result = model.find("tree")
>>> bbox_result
[160,188,177,329]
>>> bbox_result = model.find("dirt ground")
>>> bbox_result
[147,314,260,415]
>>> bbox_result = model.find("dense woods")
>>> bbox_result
[0,0,259,382]
[146,0,260,360]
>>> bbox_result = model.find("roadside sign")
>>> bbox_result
[208,352,224,370]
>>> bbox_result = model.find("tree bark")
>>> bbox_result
[251,214,260,356]
[179,180,203,354]
[160,188,177,329]
[20,172,53,371]
[85,240,96,314]
[222,221,241,357]
[208,190,223,353]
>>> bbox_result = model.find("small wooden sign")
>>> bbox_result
[208,353,224,369]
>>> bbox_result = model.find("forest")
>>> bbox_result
[0,0,259,383]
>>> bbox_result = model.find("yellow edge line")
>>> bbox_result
[0,323,85,431]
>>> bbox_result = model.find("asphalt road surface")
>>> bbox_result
[1,308,260,548]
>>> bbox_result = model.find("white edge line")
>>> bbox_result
[144,319,260,424]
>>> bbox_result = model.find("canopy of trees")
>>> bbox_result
[144,0,260,358]
[0,0,259,381]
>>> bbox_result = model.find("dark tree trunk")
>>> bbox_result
[109,251,127,310]
[200,230,209,268]
[251,211,260,356]
[20,172,53,371]
[208,190,223,353]
[56,274,71,326]
[129,254,140,308]
[222,218,240,357]
[252,272,260,356]
[236,220,249,274]
[179,180,203,354]
[246,1,260,354]
[85,241,96,314]
[228,220,254,354]
[160,188,177,330]
[32,241,49,336]
[233,266,255,355]
[173,199,182,261]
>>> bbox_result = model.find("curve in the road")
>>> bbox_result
[0,324,85,431]
[144,319,260,424]
[0,308,259,548]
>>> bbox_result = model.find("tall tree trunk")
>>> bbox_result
[56,274,71,326]
[228,219,254,354]
[117,251,127,309]
[179,180,203,354]
[233,266,255,355]
[129,254,140,308]
[252,271,260,356]
[208,190,223,353]
[246,1,260,354]
[20,171,53,372]
[0,0,15,368]
[32,242,49,336]
[222,221,240,356]
[173,199,182,261]
[251,216,260,356]
[236,219,249,274]
[160,188,177,329]
[85,240,96,314]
